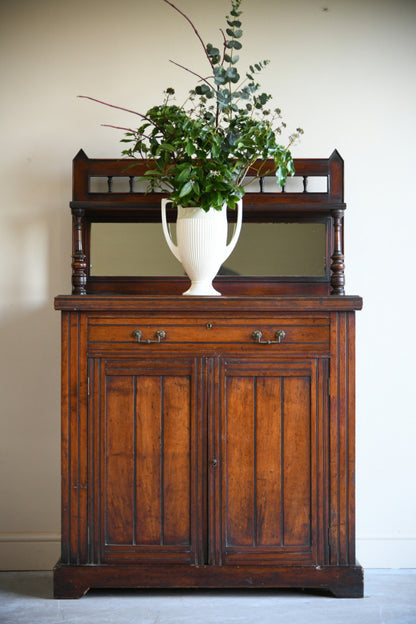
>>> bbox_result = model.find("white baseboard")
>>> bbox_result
[0,533,60,571]
[0,532,415,570]
[357,537,416,568]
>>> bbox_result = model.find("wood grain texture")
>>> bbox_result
[282,376,311,547]
[135,376,162,545]
[220,360,318,565]
[255,376,282,546]
[56,295,363,313]
[162,376,191,546]
[94,360,196,564]
[55,297,362,598]
[54,562,364,598]
[105,375,135,545]
[225,376,255,547]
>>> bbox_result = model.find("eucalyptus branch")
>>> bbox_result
[163,0,214,70]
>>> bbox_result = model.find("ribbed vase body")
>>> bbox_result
[176,207,227,295]
[161,201,242,296]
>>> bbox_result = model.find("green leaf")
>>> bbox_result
[185,141,194,156]
[177,167,192,182]
[224,53,239,65]
[225,67,240,83]
[214,67,227,85]
[195,84,212,95]
[206,43,220,56]
[217,88,231,104]
[211,142,220,158]
[179,181,194,197]
[226,40,242,50]
[143,170,162,176]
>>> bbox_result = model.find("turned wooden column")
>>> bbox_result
[330,208,345,295]
[71,208,87,295]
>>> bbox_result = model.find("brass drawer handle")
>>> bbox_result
[251,329,286,344]
[132,329,167,344]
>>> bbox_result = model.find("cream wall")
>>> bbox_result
[1,0,415,570]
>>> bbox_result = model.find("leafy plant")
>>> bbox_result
[80,0,303,211]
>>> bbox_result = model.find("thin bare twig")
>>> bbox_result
[78,95,167,133]
[163,0,213,69]
[102,124,136,133]
[219,28,227,65]
[169,59,213,88]
[78,95,146,118]
[101,124,152,140]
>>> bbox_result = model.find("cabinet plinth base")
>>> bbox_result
[53,562,364,599]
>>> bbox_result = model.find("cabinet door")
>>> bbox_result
[90,358,203,565]
[215,358,327,566]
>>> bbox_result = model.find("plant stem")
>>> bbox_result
[169,59,214,89]
[102,123,141,134]
[78,95,163,133]
[163,0,214,70]
[219,28,227,65]
[79,95,146,119]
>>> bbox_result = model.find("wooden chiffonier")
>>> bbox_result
[54,150,363,598]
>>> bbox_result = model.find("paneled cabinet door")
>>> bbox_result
[89,357,204,565]
[212,358,328,566]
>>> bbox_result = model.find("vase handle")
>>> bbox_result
[224,199,243,261]
[161,198,181,262]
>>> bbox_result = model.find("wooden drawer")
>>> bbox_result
[88,316,330,350]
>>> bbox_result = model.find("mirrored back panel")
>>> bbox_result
[91,222,327,277]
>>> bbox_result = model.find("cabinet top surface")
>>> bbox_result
[54,294,362,313]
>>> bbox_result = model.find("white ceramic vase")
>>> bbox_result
[161,199,242,296]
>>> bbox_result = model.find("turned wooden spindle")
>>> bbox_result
[71,208,87,295]
[330,208,345,295]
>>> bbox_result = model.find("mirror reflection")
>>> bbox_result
[90,222,326,277]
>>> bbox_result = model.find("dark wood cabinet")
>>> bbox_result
[54,297,362,598]
[54,152,363,598]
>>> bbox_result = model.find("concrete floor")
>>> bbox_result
[0,570,415,624]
